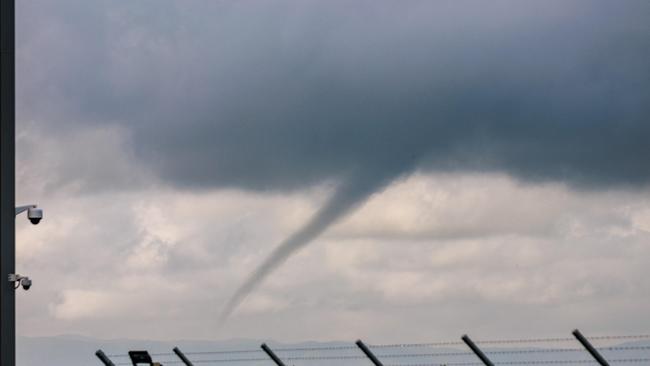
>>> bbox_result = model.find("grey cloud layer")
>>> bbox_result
[12,0,650,341]
[18,0,650,192]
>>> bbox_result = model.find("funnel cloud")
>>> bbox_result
[220,161,417,321]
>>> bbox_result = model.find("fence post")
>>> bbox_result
[461,335,494,366]
[0,1,16,365]
[173,347,194,366]
[355,340,384,366]
[573,329,610,366]
[261,343,287,366]
[95,350,116,366]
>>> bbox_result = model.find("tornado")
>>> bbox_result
[219,168,405,323]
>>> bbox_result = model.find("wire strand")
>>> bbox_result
[588,335,650,341]
[476,337,576,345]
[370,341,466,348]
[184,349,264,355]
[374,351,474,358]
[283,355,368,360]
[386,362,484,366]
[486,348,585,355]
[273,345,359,352]
[494,359,650,365]
[191,357,271,363]
[598,345,650,351]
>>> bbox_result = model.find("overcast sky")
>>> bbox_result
[14,0,650,343]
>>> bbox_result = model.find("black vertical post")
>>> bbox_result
[173,347,194,366]
[95,350,117,366]
[462,335,494,366]
[0,1,16,366]
[355,340,384,366]
[261,343,286,366]
[572,329,610,366]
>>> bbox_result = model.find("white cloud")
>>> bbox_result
[331,172,641,240]
[52,290,119,320]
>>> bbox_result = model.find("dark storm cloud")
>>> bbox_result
[17,0,650,319]
[18,0,650,192]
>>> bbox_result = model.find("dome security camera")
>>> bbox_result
[16,204,43,225]
[27,207,42,225]
[8,274,32,291]
[20,277,32,290]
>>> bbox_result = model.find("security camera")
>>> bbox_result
[27,207,42,225]
[8,274,32,291]
[16,204,43,225]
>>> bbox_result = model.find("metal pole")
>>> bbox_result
[260,343,286,366]
[95,350,117,366]
[462,335,494,366]
[0,1,16,366]
[173,347,194,366]
[573,329,610,366]
[355,340,384,366]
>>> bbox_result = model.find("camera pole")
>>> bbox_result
[0,1,16,366]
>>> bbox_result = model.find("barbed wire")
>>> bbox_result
[273,344,359,352]
[116,362,184,366]
[283,354,367,360]
[107,345,650,357]
[370,336,581,348]
[484,361,598,365]
[499,359,650,365]
[492,361,595,365]
[387,360,650,366]
[151,360,184,364]
[374,351,474,358]
[486,348,585,355]
[190,357,271,363]
[611,358,650,363]
[598,345,650,351]
[476,337,576,345]
[102,333,650,365]
[589,335,650,341]
[385,362,484,366]
[376,346,644,358]
[108,352,176,358]
[183,349,264,355]
[370,341,466,348]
